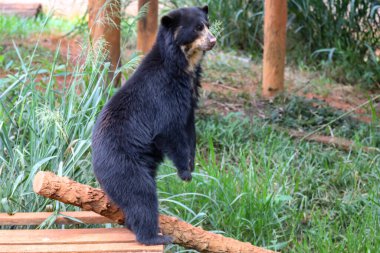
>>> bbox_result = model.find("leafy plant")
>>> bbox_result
[288,0,380,87]
[0,15,140,215]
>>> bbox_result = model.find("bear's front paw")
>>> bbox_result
[178,170,192,182]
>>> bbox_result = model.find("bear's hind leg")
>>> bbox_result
[102,168,172,245]
[123,173,172,245]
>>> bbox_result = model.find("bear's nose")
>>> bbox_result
[209,36,216,48]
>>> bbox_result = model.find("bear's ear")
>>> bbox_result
[200,5,208,14]
[161,14,176,28]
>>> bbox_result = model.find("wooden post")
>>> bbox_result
[88,0,121,86]
[137,0,158,54]
[262,0,288,98]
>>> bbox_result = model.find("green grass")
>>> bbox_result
[0,15,77,73]
[268,95,380,147]
[0,15,76,40]
[1,15,380,253]
[161,114,380,252]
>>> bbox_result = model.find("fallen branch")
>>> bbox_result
[0,3,42,18]
[299,94,380,140]
[33,171,276,253]
[289,130,379,153]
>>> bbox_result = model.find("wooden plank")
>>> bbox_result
[0,228,136,245]
[0,212,114,225]
[0,242,163,253]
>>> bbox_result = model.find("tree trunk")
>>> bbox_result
[33,171,276,253]
[88,0,121,86]
[137,0,158,53]
[262,0,287,98]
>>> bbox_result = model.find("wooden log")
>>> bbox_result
[33,171,277,253]
[88,0,121,86]
[0,3,42,18]
[262,0,287,98]
[137,0,158,54]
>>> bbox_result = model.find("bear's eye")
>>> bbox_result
[195,24,204,32]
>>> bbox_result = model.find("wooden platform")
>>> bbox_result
[0,212,164,253]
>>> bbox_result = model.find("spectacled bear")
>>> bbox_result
[91,6,216,245]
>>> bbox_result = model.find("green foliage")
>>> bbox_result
[288,0,380,87]
[0,17,141,215]
[288,0,379,51]
[0,43,56,73]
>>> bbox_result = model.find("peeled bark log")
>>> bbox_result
[33,171,276,253]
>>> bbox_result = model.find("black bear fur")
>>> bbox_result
[91,6,215,245]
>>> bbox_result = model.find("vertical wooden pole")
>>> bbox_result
[262,0,287,98]
[137,0,158,54]
[88,0,121,86]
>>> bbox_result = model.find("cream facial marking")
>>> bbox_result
[181,24,216,72]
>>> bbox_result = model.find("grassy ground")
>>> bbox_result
[1,15,380,253]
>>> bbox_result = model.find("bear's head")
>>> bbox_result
[161,6,216,71]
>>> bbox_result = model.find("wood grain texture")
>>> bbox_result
[0,211,113,225]
[0,215,163,252]
[0,243,163,253]
[0,228,137,245]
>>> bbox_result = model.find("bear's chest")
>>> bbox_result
[160,82,193,123]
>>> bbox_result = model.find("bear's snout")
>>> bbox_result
[207,34,216,50]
